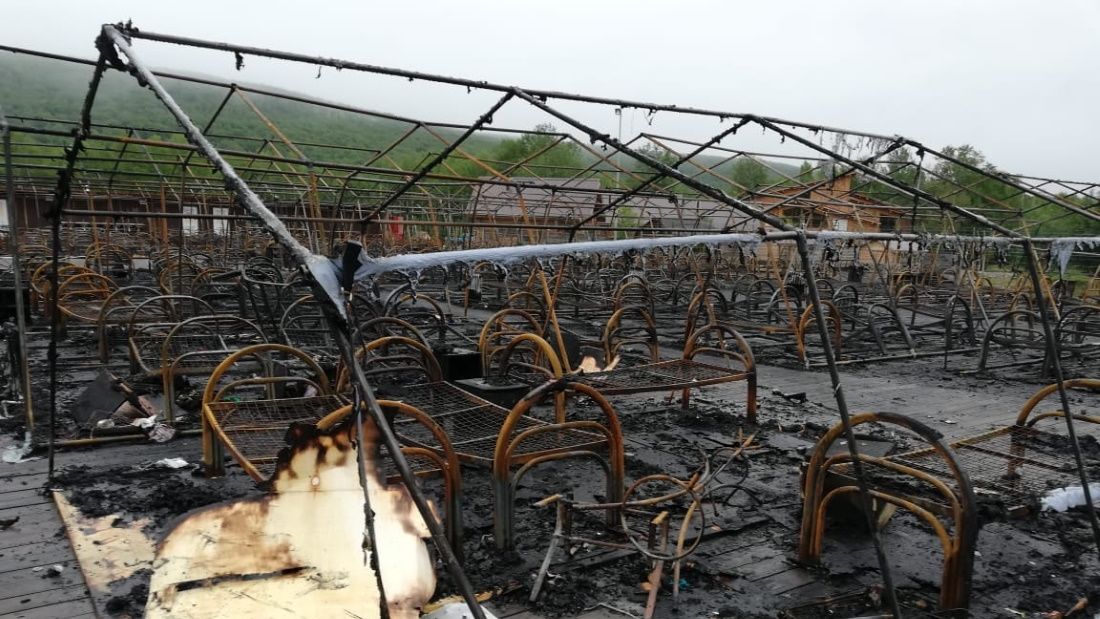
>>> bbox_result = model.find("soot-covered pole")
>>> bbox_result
[101,25,486,619]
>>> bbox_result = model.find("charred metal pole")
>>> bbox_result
[509,88,790,232]
[361,92,513,223]
[1021,239,1100,557]
[7,124,660,200]
[794,231,903,617]
[913,142,1100,225]
[570,118,753,234]
[45,42,109,476]
[47,180,61,476]
[101,26,340,270]
[0,108,35,436]
[331,122,422,233]
[752,117,1022,240]
[331,259,391,619]
[508,84,902,615]
[1014,179,1098,219]
[719,141,906,233]
[178,85,237,170]
[327,308,483,615]
[103,129,134,191]
[113,26,900,142]
[101,25,486,617]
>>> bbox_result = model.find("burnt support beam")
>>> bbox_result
[1021,239,1100,558]
[570,117,753,233]
[793,231,903,616]
[0,107,35,436]
[751,117,1022,239]
[915,142,1100,225]
[509,87,791,232]
[111,25,900,142]
[45,42,109,477]
[100,24,487,619]
[361,92,513,223]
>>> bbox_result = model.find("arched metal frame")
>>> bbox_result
[161,314,269,421]
[491,379,625,551]
[977,309,1044,372]
[477,308,545,375]
[799,411,978,613]
[124,294,218,376]
[335,335,444,393]
[795,301,844,367]
[684,288,730,340]
[94,284,162,364]
[1015,378,1100,427]
[385,291,454,344]
[201,342,334,478]
[682,323,757,422]
[602,305,660,365]
[355,316,432,350]
[317,401,465,559]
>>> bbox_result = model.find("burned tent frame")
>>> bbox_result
[0,21,1096,616]
[0,108,34,449]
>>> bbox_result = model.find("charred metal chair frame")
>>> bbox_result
[125,294,218,377]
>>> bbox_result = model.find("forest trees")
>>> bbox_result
[729,158,774,193]
[860,144,1100,236]
[490,123,582,177]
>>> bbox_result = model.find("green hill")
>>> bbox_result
[0,51,798,189]
[0,52,501,167]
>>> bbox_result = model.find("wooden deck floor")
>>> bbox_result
[0,466,95,619]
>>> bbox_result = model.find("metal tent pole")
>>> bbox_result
[1021,239,1100,558]
[44,45,109,477]
[0,108,34,441]
[101,25,485,618]
[794,231,903,617]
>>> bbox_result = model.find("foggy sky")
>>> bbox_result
[5,0,1098,180]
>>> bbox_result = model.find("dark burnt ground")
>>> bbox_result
[29,437,256,618]
[20,387,1100,618]
[4,303,1099,618]
[0,323,207,447]
[437,391,1099,618]
[49,459,256,534]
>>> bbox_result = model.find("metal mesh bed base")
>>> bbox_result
[283,327,338,352]
[131,332,264,374]
[207,381,604,475]
[830,425,1098,514]
[206,394,348,478]
[383,381,606,465]
[892,426,1097,506]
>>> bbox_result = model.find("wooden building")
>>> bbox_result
[750,174,910,234]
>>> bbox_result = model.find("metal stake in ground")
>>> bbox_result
[44,46,109,478]
[1022,239,1100,558]
[0,107,35,441]
[795,232,903,618]
[100,24,486,618]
